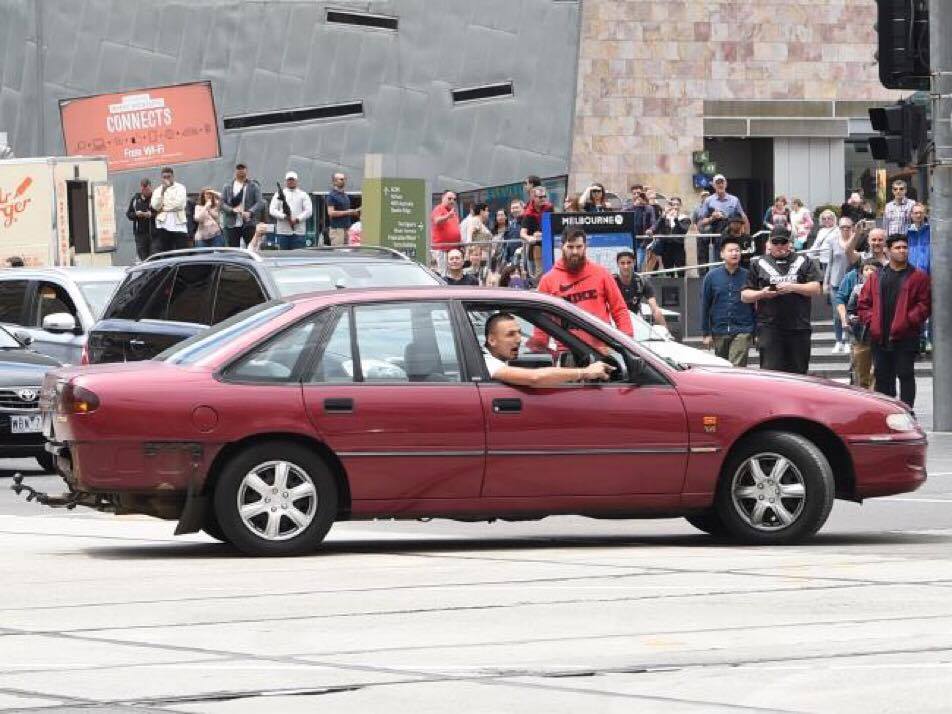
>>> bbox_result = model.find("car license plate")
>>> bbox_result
[10,415,43,434]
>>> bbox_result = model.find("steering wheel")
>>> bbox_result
[600,351,629,382]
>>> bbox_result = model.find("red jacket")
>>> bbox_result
[857,266,931,344]
[536,259,634,337]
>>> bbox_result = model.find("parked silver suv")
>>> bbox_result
[0,267,125,364]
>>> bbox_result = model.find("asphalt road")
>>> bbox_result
[0,414,949,711]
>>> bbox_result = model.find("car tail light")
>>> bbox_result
[61,383,100,414]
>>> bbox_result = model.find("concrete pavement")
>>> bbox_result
[0,384,949,713]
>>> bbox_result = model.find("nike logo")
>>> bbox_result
[558,278,586,292]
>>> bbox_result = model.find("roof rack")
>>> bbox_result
[141,247,263,263]
[287,245,412,260]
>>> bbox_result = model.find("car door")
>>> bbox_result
[464,302,689,497]
[301,300,485,501]
[28,280,83,363]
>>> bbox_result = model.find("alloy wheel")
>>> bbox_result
[236,460,318,541]
[730,452,806,532]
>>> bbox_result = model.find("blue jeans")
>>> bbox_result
[195,233,225,248]
[273,234,307,250]
[830,285,844,342]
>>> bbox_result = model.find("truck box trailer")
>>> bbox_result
[0,156,116,267]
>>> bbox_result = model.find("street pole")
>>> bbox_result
[931,0,952,431]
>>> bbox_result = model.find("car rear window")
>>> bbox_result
[213,265,267,324]
[270,262,439,296]
[159,301,293,366]
[103,267,174,321]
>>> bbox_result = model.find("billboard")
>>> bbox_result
[541,212,635,273]
[59,82,221,172]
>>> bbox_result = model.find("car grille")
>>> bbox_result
[0,387,41,411]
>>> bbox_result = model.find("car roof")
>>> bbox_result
[0,266,125,282]
[285,286,566,310]
[134,246,413,271]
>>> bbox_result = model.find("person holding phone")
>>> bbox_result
[149,167,188,253]
[741,227,823,374]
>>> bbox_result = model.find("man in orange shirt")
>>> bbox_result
[535,227,634,345]
[430,191,460,273]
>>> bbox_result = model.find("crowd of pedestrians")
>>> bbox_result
[125,163,358,261]
[427,171,931,410]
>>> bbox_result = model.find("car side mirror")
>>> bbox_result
[42,312,77,334]
[13,330,33,346]
[629,354,646,377]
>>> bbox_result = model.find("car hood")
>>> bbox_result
[0,350,62,386]
[684,365,908,410]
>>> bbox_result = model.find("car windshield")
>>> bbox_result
[270,262,439,296]
[0,326,22,349]
[629,311,667,342]
[77,280,122,318]
[159,302,293,366]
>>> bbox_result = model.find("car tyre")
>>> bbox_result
[202,507,229,543]
[213,441,337,557]
[714,430,834,545]
[36,452,55,474]
[684,510,729,537]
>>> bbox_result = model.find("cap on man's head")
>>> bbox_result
[285,171,298,181]
[728,214,745,224]
[713,174,726,183]
[235,163,247,170]
[616,249,635,262]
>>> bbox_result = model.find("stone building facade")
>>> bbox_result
[570,0,904,216]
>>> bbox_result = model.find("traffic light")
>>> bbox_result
[875,0,929,90]
[868,102,927,166]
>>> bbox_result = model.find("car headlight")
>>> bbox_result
[886,412,917,432]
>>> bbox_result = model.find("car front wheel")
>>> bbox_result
[715,430,834,545]
[213,442,338,556]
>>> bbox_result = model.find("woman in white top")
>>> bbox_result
[789,198,813,250]
[810,209,838,272]
[825,217,861,353]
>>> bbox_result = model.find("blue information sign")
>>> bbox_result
[541,212,635,273]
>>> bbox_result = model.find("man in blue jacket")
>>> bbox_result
[700,235,756,366]
[906,203,931,352]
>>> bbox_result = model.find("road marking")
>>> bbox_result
[881,497,952,503]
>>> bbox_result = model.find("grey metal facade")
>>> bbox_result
[0,0,580,261]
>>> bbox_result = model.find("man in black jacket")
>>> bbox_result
[126,178,156,260]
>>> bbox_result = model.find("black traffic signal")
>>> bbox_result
[876,0,929,90]
[868,102,927,166]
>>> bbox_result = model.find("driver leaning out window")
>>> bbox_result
[482,312,613,387]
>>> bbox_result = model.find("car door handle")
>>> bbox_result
[492,398,522,413]
[323,398,354,413]
[128,339,146,348]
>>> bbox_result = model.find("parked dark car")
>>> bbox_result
[85,247,442,364]
[0,326,60,471]
[34,287,925,556]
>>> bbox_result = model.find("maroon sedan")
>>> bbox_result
[32,287,926,556]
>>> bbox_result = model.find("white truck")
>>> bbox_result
[0,156,116,267]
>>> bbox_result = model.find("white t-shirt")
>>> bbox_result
[233,180,245,226]
[483,352,506,378]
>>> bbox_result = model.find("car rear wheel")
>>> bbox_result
[35,452,55,474]
[714,430,834,545]
[213,442,338,556]
[684,510,729,537]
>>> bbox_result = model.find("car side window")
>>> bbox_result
[0,280,28,325]
[308,302,461,383]
[226,316,322,383]
[307,311,353,383]
[354,302,460,382]
[35,282,79,326]
[213,265,267,324]
[104,267,173,321]
[167,264,218,325]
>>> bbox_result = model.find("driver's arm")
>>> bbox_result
[493,361,613,388]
